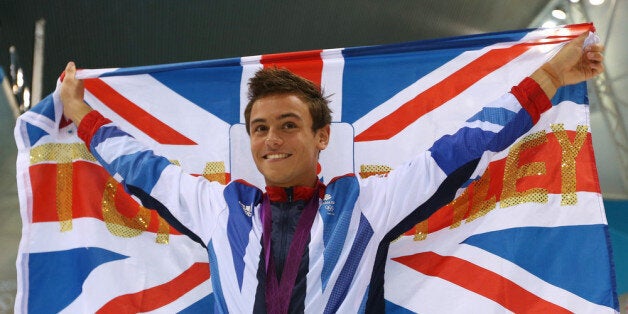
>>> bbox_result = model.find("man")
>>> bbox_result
[60,32,604,313]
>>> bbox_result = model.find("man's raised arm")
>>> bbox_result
[57,61,224,247]
[363,30,605,231]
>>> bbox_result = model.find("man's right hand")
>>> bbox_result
[60,61,92,126]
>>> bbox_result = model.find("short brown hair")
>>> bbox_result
[244,67,332,134]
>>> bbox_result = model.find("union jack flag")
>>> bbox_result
[14,23,618,312]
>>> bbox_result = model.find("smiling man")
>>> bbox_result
[60,33,604,313]
[245,69,331,189]
[248,98,329,187]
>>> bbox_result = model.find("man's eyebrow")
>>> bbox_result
[250,117,266,125]
[251,112,302,125]
[278,112,302,121]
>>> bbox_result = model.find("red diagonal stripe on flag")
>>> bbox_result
[355,28,590,142]
[84,78,197,145]
[261,50,323,87]
[354,43,532,142]
[393,252,571,313]
[97,262,210,313]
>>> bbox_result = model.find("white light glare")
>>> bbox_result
[23,87,31,109]
[552,9,567,20]
[542,21,558,28]
[589,0,605,5]
[569,0,580,3]
[17,68,24,88]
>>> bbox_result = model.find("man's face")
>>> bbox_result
[249,94,329,188]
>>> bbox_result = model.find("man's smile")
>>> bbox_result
[264,153,292,160]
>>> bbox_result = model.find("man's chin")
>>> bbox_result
[260,171,287,186]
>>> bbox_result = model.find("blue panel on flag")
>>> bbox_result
[341,49,458,124]
[26,123,49,147]
[553,82,588,106]
[28,247,127,313]
[29,94,56,120]
[178,293,215,313]
[26,95,55,145]
[463,225,617,309]
[150,61,243,125]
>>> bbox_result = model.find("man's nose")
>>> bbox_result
[265,130,283,147]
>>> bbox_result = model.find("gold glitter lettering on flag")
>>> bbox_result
[413,220,428,241]
[56,163,73,231]
[551,124,588,205]
[30,143,97,231]
[102,177,169,243]
[359,164,392,178]
[30,142,97,164]
[203,161,227,184]
[450,193,468,229]
[501,130,548,208]
[156,216,170,244]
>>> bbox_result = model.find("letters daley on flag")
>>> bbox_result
[14,23,618,312]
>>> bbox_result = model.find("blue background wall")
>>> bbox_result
[606,200,628,295]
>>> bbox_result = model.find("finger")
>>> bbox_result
[585,44,604,53]
[590,62,604,75]
[592,43,604,52]
[65,61,75,72]
[587,51,604,63]
[65,61,76,80]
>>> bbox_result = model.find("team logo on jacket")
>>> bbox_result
[323,194,335,215]
[240,201,252,217]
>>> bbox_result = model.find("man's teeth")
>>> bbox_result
[266,153,289,159]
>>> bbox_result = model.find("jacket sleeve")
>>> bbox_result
[78,111,226,245]
[358,77,552,235]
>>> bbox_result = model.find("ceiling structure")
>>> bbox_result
[0,0,626,309]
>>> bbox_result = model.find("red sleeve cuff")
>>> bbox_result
[510,77,552,124]
[77,110,112,150]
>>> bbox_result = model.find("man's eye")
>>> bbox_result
[253,125,268,133]
[283,122,297,129]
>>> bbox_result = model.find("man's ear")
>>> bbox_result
[317,125,331,150]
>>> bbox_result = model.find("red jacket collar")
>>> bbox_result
[265,180,326,202]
